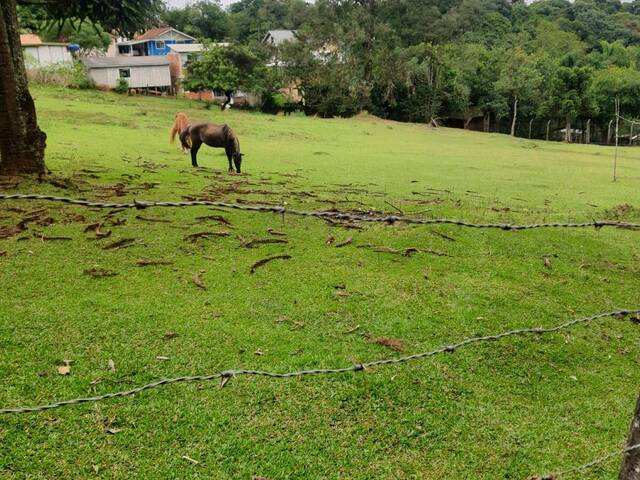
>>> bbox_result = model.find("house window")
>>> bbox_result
[155,40,165,50]
[119,68,131,78]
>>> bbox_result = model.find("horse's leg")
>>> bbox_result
[191,140,202,167]
[225,147,233,173]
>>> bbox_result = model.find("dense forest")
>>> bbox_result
[19,0,640,141]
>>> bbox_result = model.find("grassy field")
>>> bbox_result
[1,86,640,479]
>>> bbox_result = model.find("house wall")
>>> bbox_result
[88,65,171,89]
[22,45,72,66]
[147,36,194,56]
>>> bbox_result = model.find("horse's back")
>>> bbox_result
[192,122,232,148]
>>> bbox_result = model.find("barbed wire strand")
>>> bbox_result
[534,442,640,479]
[0,194,639,231]
[1,309,637,415]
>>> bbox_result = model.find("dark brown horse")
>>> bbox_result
[179,122,243,173]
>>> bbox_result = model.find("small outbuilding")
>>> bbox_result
[82,56,171,91]
[21,34,72,66]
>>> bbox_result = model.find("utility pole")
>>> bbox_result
[614,97,620,182]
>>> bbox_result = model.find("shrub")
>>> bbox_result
[261,92,288,114]
[25,61,94,89]
[114,78,129,94]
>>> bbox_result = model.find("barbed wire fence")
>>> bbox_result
[0,309,635,416]
[1,193,640,230]
[2,195,640,476]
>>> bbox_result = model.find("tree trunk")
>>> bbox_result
[546,120,551,141]
[510,98,518,137]
[620,391,640,480]
[0,0,47,176]
[483,113,490,132]
[586,119,591,144]
[565,116,571,143]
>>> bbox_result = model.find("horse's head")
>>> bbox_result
[233,152,244,173]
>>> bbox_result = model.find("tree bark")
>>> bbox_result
[483,113,490,132]
[510,98,518,137]
[586,118,591,144]
[0,0,47,176]
[620,391,640,480]
[565,116,571,143]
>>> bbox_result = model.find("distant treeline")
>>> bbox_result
[19,0,640,141]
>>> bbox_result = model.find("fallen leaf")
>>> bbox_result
[107,359,115,372]
[239,237,288,248]
[254,349,264,356]
[84,267,118,278]
[136,258,173,267]
[184,231,230,243]
[162,332,179,340]
[0,251,6,257]
[366,334,405,352]
[325,235,335,245]
[156,356,170,361]
[250,255,292,274]
[543,257,552,269]
[105,428,121,435]
[344,325,361,334]
[182,456,199,465]
[193,272,206,290]
[102,238,137,250]
[194,215,231,226]
[36,234,73,241]
[57,363,71,376]
[334,237,352,248]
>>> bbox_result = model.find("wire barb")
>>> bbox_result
[1,309,637,415]
[1,194,639,231]
[534,442,640,478]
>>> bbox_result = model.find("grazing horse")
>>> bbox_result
[170,113,191,153]
[180,123,243,173]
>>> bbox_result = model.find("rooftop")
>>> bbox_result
[263,30,297,46]
[134,27,195,41]
[82,56,170,68]
[168,43,205,53]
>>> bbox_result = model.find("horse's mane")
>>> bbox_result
[170,113,190,144]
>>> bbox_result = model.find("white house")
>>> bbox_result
[20,34,72,66]
[82,56,171,90]
[262,30,297,46]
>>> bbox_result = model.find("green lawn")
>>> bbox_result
[1,86,640,479]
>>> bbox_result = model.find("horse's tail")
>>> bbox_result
[179,126,192,151]
[170,113,190,144]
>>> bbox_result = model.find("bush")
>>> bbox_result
[25,61,94,89]
[114,78,129,94]
[261,92,288,114]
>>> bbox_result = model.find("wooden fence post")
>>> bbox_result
[620,391,640,479]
